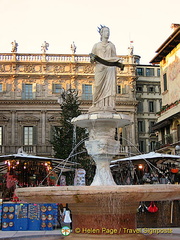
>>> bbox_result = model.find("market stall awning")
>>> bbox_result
[111,152,180,164]
[0,151,79,173]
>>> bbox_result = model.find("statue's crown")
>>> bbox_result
[97,25,107,34]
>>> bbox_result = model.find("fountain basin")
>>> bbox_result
[71,112,131,128]
[16,185,180,239]
[16,185,180,204]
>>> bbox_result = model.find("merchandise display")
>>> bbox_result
[1,203,58,231]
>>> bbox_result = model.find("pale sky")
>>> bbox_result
[0,0,179,64]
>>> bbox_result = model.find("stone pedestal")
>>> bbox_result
[72,112,131,186]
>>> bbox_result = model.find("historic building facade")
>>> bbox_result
[0,49,160,158]
[150,23,180,155]
[136,64,161,153]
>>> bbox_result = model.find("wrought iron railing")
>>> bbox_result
[155,131,179,150]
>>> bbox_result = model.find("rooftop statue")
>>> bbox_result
[41,41,49,53]
[89,25,124,113]
[71,41,77,54]
[11,40,18,53]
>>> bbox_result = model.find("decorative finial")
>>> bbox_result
[11,40,18,53]
[41,41,49,53]
[71,42,77,54]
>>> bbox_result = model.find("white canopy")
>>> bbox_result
[111,152,180,164]
[0,151,79,173]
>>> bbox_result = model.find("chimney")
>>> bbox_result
[171,23,180,31]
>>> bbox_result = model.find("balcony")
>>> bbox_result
[155,131,179,150]
[0,145,53,157]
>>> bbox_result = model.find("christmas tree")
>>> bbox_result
[51,88,95,185]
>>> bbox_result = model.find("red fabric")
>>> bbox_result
[148,201,158,213]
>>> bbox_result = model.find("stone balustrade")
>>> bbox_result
[0,53,139,64]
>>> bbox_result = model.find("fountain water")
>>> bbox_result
[16,26,180,239]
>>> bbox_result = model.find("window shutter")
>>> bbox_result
[32,83,36,99]
[82,84,85,93]
[122,86,126,94]
[33,126,38,145]
[2,83,6,91]
[23,126,26,145]
[52,83,56,93]
[22,83,25,99]
[143,121,145,132]
[163,73,167,91]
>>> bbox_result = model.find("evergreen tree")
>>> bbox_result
[51,88,95,185]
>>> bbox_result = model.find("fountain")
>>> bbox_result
[16,26,180,240]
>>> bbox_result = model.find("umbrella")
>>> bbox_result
[111,152,180,164]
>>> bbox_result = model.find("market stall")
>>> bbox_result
[0,148,78,201]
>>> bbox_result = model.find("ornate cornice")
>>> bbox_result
[0,114,9,122]
[0,100,59,105]
[18,115,40,122]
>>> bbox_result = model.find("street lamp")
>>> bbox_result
[175,145,180,155]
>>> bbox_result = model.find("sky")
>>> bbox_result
[0,0,179,64]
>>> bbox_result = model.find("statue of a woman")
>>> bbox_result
[89,25,123,113]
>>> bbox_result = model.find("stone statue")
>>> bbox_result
[71,41,77,54]
[89,25,124,113]
[128,41,134,55]
[11,40,18,53]
[41,41,49,53]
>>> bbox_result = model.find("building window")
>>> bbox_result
[52,84,62,93]
[0,126,2,145]
[148,86,155,93]
[146,68,154,77]
[0,84,2,92]
[82,84,92,100]
[117,85,121,94]
[24,126,37,145]
[149,101,155,113]
[136,85,143,92]
[157,68,160,77]
[22,84,33,99]
[137,101,143,113]
[136,68,144,76]
[163,73,167,91]
[138,120,145,133]
[139,140,145,153]
[150,141,155,152]
[149,121,155,133]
